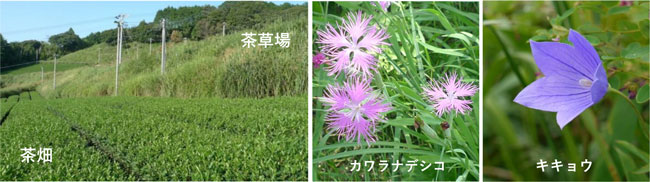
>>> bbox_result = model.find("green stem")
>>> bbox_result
[419,120,439,140]
[608,86,649,139]
[408,1,425,81]
[445,113,454,138]
[489,26,527,86]
[581,109,621,181]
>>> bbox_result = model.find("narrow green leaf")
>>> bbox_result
[615,148,649,181]
[334,2,361,10]
[615,140,650,163]
[633,164,649,174]
[416,40,466,57]
[608,6,631,15]
[422,8,455,33]
[385,118,415,126]
[442,32,478,45]
[636,84,649,103]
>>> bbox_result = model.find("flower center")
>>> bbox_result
[346,102,364,121]
[579,78,593,88]
[349,44,360,52]
[446,91,456,100]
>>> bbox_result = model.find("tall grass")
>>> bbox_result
[218,18,308,98]
[1,17,307,99]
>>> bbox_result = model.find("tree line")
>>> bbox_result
[1,1,306,68]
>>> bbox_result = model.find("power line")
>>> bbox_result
[1,16,116,35]
[2,12,156,35]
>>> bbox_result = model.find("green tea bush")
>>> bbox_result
[0,95,307,180]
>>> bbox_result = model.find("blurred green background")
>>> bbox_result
[483,1,649,181]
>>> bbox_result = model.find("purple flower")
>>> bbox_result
[422,72,477,116]
[371,1,391,12]
[313,53,325,69]
[316,11,390,78]
[514,30,608,129]
[320,78,392,145]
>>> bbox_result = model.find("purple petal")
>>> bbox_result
[361,98,391,121]
[514,75,593,112]
[349,50,378,78]
[568,29,602,76]
[326,112,354,138]
[380,1,391,11]
[343,11,372,43]
[556,100,591,129]
[357,27,390,53]
[530,41,595,81]
[518,30,609,130]
[354,117,377,145]
[321,84,349,111]
[372,1,391,11]
[591,66,608,103]
[345,78,371,104]
[317,24,351,53]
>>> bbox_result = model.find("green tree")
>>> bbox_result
[48,28,86,54]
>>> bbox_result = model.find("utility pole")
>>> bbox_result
[161,18,166,75]
[222,22,226,36]
[117,28,121,65]
[149,38,152,55]
[36,46,41,61]
[115,14,126,96]
[53,54,57,90]
[98,46,101,64]
[115,21,121,95]
[119,25,124,64]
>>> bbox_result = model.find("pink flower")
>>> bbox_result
[313,53,325,69]
[320,78,392,145]
[316,11,390,79]
[422,72,477,116]
[620,0,633,6]
[371,1,391,12]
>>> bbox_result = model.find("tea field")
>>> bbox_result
[0,94,306,180]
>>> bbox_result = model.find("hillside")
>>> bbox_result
[1,17,307,99]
